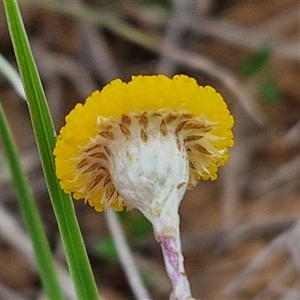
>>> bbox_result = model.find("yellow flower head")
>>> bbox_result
[54,74,234,214]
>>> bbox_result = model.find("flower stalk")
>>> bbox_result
[54,74,234,299]
[159,232,193,300]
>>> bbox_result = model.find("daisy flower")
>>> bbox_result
[54,74,234,300]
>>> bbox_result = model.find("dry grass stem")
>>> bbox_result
[105,209,152,300]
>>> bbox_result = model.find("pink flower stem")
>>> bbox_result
[158,229,194,300]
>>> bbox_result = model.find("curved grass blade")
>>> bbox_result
[0,101,65,300]
[3,1,99,299]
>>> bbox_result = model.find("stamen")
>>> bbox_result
[177,182,186,189]
[184,123,213,131]
[140,128,148,142]
[137,113,149,129]
[104,146,112,157]
[165,113,177,124]
[184,135,203,143]
[193,144,212,155]
[77,158,89,169]
[88,152,107,159]
[104,175,111,186]
[176,138,182,151]
[99,131,114,140]
[105,182,115,200]
[85,144,102,152]
[175,121,188,135]
[121,114,131,126]
[83,162,102,173]
[88,173,105,189]
[160,119,168,136]
[119,123,131,137]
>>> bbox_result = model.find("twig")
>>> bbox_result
[0,204,35,266]
[286,222,300,273]
[219,217,295,250]
[255,5,299,39]
[256,155,300,195]
[0,281,27,300]
[279,278,300,300]
[283,119,300,148]
[32,1,160,52]
[156,0,193,75]
[31,40,96,98]
[34,1,300,61]
[45,75,64,126]
[252,259,294,300]
[218,220,300,299]
[219,138,244,228]
[78,22,120,82]
[0,204,77,299]
[104,209,152,300]
[139,216,295,258]
[71,0,120,83]
[187,4,300,60]
[252,179,300,218]
[163,46,266,124]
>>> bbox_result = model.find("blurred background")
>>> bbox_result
[0,0,300,299]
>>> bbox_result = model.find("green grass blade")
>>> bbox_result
[0,101,65,300]
[3,1,99,299]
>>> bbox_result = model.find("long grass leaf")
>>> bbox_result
[3,1,99,299]
[0,101,65,299]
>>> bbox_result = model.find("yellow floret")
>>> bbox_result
[54,74,234,211]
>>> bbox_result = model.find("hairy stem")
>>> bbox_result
[156,224,194,300]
